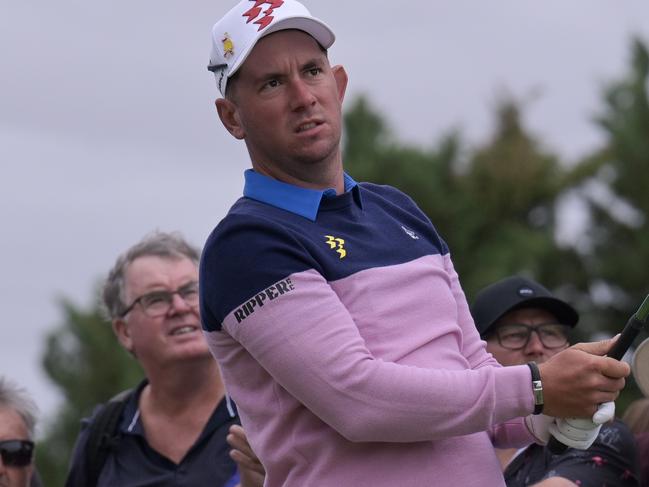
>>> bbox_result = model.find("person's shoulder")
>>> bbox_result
[604,418,634,432]
[595,418,637,451]
[200,206,316,330]
[211,395,239,432]
[357,181,449,252]
[358,181,414,202]
[358,182,431,218]
[228,195,283,218]
[205,199,302,250]
[599,418,635,438]
[201,209,308,275]
[65,386,142,487]
[76,386,140,447]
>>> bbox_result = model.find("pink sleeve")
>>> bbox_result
[218,266,535,443]
[444,254,535,447]
[443,253,501,370]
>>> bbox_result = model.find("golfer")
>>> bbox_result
[199,2,629,485]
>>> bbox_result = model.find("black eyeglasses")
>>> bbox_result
[492,323,570,350]
[0,440,34,467]
[120,281,199,318]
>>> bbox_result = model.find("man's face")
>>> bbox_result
[0,407,33,487]
[485,307,570,366]
[217,29,347,185]
[113,255,210,368]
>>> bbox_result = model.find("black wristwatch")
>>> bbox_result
[527,361,544,415]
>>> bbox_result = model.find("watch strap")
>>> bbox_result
[527,361,544,415]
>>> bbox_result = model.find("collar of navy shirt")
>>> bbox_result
[243,169,362,221]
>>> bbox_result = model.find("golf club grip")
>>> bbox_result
[608,316,644,360]
[547,315,644,454]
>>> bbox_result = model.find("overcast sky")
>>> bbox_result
[2,0,648,431]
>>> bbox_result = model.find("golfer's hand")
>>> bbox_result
[538,336,629,418]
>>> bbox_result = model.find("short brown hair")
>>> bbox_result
[102,231,200,319]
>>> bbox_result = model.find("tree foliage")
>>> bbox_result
[584,38,649,333]
[343,96,587,304]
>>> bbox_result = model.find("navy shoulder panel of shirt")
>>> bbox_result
[200,182,449,331]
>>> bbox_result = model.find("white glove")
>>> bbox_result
[592,401,615,424]
[548,401,615,450]
[549,418,600,450]
[524,414,555,444]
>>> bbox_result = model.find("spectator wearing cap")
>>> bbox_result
[0,376,43,487]
[472,276,639,487]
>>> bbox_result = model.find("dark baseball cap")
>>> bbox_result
[471,276,579,337]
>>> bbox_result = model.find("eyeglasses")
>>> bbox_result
[492,323,570,350]
[120,281,199,318]
[0,440,34,467]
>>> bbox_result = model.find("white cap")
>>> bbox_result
[633,337,649,397]
[208,0,335,97]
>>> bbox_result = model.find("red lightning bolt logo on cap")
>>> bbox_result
[242,0,285,31]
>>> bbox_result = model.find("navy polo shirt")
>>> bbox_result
[65,380,240,487]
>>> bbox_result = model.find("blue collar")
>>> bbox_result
[242,169,360,221]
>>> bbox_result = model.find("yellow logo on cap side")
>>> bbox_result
[222,33,234,58]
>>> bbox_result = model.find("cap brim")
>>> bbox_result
[479,296,579,337]
[228,16,335,78]
[510,297,579,327]
[633,337,649,397]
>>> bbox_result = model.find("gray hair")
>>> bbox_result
[0,377,39,439]
[102,231,200,320]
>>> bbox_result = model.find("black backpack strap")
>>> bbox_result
[84,389,133,486]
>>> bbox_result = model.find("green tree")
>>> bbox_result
[454,100,588,299]
[343,95,587,305]
[581,38,649,335]
[556,38,649,411]
[36,292,143,485]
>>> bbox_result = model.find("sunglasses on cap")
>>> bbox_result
[0,440,34,467]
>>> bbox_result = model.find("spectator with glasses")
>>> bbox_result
[65,232,263,487]
[0,376,42,487]
[472,276,639,487]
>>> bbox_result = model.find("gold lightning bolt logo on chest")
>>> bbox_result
[324,235,346,259]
